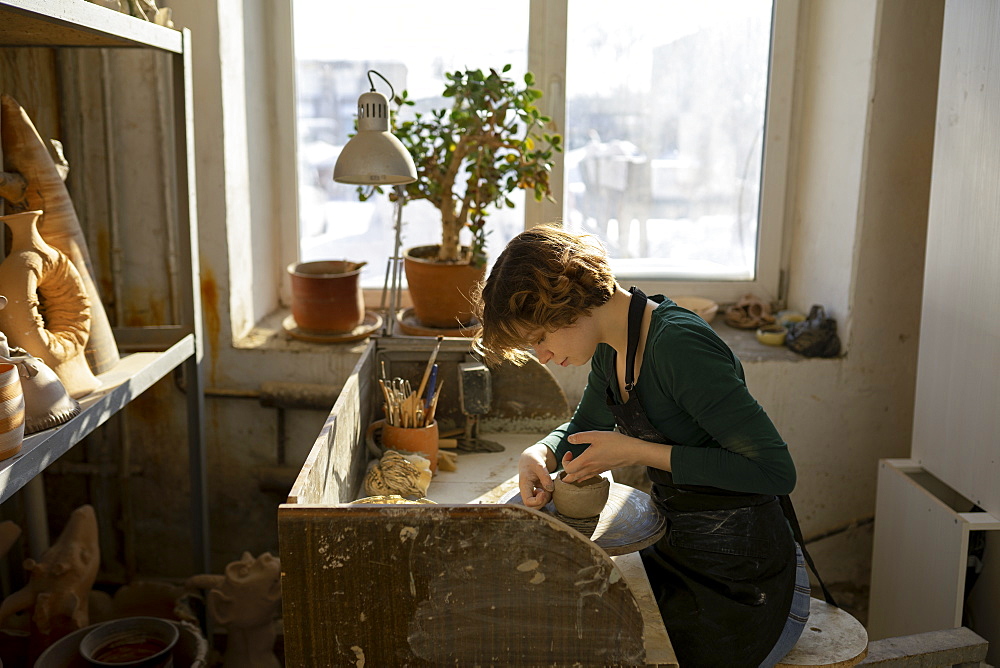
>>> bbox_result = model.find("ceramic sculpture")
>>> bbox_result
[0,505,101,649]
[0,210,100,399]
[4,353,81,434]
[0,94,120,375]
[187,552,282,668]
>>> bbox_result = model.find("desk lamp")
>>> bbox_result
[333,70,417,335]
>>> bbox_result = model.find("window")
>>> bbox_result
[292,0,795,302]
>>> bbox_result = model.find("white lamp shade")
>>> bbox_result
[333,91,417,185]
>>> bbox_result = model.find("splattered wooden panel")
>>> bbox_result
[277,503,646,667]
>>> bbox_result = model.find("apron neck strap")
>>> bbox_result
[624,286,647,392]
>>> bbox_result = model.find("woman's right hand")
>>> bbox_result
[518,443,556,508]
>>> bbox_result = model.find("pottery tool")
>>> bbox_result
[456,361,501,452]
[399,335,443,428]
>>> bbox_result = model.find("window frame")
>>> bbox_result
[279,0,798,309]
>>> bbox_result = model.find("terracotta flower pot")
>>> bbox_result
[366,418,439,473]
[288,260,365,333]
[403,246,485,329]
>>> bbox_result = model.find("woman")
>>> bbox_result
[473,225,810,667]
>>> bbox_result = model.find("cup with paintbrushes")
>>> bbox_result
[367,336,445,472]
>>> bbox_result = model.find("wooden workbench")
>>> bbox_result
[278,337,677,667]
[429,433,676,666]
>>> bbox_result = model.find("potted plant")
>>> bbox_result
[361,65,562,330]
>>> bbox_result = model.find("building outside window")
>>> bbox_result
[292,0,790,303]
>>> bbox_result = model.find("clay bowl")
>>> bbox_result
[552,471,611,519]
[671,296,719,324]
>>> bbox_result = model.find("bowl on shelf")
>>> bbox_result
[671,296,719,324]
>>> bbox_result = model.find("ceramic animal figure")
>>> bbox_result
[0,505,100,648]
[0,210,100,398]
[0,94,120,375]
[187,552,282,668]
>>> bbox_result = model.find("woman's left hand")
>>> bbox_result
[562,430,669,483]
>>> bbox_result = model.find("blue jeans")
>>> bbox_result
[759,543,810,667]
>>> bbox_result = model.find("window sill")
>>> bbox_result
[233,308,374,354]
[235,309,819,364]
[710,320,815,363]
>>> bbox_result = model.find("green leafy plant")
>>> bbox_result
[363,65,562,266]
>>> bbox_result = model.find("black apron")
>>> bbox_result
[607,287,796,668]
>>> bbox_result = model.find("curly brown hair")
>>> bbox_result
[472,224,616,367]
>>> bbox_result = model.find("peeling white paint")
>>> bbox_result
[350,645,365,667]
[400,526,418,542]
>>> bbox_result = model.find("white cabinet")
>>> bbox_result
[0,0,207,572]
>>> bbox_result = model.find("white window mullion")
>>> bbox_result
[526,0,569,229]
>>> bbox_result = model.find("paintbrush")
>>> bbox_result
[416,335,444,401]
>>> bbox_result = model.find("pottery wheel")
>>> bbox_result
[499,482,665,556]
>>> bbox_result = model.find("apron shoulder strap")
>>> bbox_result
[625,286,647,392]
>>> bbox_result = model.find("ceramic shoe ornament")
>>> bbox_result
[2,350,81,434]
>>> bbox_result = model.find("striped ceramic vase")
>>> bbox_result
[0,362,25,461]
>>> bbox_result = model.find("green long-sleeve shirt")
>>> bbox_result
[540,298,796,496]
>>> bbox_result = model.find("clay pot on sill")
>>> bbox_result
[403,245,486,330]
[287,260,366,333]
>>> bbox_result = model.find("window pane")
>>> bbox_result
[293,1,530,288]
[564,0,773,281]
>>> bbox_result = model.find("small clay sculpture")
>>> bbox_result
[186,552,282,668]
[724,293,776,330]
[0,505,100,649]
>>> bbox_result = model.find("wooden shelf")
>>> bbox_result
[0,0,182,52]
[0,334,195,505]
[0,0,207,571]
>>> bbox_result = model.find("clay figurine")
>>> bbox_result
[0,505,100,649]
[187,552,282,668]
